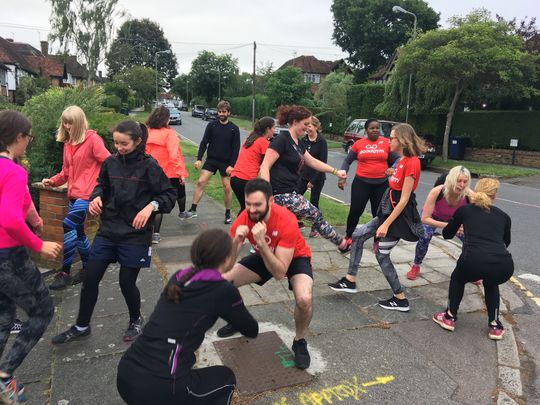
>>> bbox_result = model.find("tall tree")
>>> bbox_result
[377,10,537,161]
[190,51,239,103]
[265,67,311,107]
[331,0,439,81]
[172,74,191,102]
[106,19,178,87]
[48,0,123,85]
[116,66,157,109]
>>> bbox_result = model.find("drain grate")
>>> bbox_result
[213,331,313,395]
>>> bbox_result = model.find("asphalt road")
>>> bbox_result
[173,114,540,299]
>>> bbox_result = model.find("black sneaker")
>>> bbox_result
[328,277,357,293]
[71,269,86,285]
[291,338,311,369]
[10,318,23,335]
[52,325,91,345]
[123,316,144,342]
[49,272,73,290]
[224,214,232,224]
[378,296,410,312]
[216,323,238,338]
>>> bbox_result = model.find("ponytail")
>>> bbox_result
[244,116,274,148]
[470,178,499,211]
[137,123,148,152]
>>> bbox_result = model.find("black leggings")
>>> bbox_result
[448,255,514,323]
[230,176,249,214]
[346,177,387,237]
[297,178,325,209]
[76,261,141,327]
[117,361,236,405]
[154,178,186,233]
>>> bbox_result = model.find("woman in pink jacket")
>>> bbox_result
[43,106,110,290]
[145,106,188,243]
[0,110,61,404]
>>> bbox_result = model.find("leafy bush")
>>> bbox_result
[88,112,130,151]
[0,96,22,112]
[15,77,50,106]
[103,94,122,112]
[229,95,273,118]
[23,86,105,182]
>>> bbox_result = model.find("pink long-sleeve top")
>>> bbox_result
[48,130,110,200]
[0,157,43,252]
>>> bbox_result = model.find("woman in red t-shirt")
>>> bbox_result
[329,124,426,312]
[338,119,398,240]
[230,117,275,213]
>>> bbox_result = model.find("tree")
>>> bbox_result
[116,66,157,108]
[104,80,130,102]
[331,0,439,81]
[48,0,123,85]
[315,72,354,111]
[106,19,178,87]
[265,67,311,107]
[189,51,239,103]
[172,74,190,102]
[224,72,253,98]
[377,11,537,161]
[15,77,50,105]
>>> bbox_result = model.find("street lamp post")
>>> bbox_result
[155,50,172,106]
[392,5,417,123]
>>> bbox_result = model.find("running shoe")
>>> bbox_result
[123,316,144,342]
[0,377,26,404]
[432,311,456,332]
[49,272,73,290]
[51,325,91,345]
[216,323,238,338]
[291,338,310,369]
[186,210,198,219]
[378,296,410,312]
[152,233,161,244]
[178,211,191,220]
[309,230,319,238]
[338,237,352,254]
[10,319,23,335]
[71,268,86,285]
[406,264,421,280]
[328,277,357,293]
[488,320,505,340]
[224,214,232,224]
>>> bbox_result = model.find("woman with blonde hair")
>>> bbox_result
[329,123,426,311]
[43,105,110,290]
[407,165,472,280]
[433,178,513,340]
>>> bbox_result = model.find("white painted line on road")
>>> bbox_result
[174,130,199,146]
[496,198,540,209]
[517,273,540,283]
[320,192,350,205]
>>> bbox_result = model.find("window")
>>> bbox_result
[0,69,6,86]
[304,73,321,84]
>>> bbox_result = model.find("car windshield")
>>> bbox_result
[195,105,205,110]
[207,109,217,113]
[168,108,179,114]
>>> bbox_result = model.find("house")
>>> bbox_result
[0,37,39,101]
[369,49,399,84]
[278,55,346,92]
[0,63,9,98]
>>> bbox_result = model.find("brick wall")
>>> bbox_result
[31,183,100,270]
[464,148,540,169]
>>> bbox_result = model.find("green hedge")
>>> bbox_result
[103,94,122,112]
[88,112,130,151]
[347,84,386,118]
[229,95,273,119]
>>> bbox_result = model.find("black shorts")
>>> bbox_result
[89,237,152,268]
[238,254,312,290]
[202,159,229,177]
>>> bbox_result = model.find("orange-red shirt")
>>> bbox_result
[351,137,391,178]
[230,203,311,258]
[146,127,188,179]
[388,156,421,191]
[230,137,269,181]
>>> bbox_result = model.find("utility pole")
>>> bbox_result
[252,41,256,127]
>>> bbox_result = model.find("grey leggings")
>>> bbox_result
[347,217,403,295]
[0,247,54,375]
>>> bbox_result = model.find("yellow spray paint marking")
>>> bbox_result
[272,375,395,405]
[510,276,540,309]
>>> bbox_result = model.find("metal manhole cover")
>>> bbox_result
[213,331,313,395]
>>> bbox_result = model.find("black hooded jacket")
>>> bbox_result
[90,147,177,244]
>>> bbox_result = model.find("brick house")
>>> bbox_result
[278,55,346,92]
[0,37,39,101]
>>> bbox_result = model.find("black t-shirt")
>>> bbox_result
[443,204,512,261]
[269,131,306,194]
[197,120,241,166]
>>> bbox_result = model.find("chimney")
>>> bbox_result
[6,38,14,42]
[40,41,49,56]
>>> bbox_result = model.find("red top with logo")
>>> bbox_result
[230,203,311,258]
[231,137,270,180]
[388,156,421,191]
[351,137,391,178]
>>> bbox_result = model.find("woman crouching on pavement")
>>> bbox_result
[117,229,258,405]
[433,178,513,340]
[51,121,176,345]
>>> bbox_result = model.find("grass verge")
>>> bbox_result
[229,116,254,131]
[326,139,343,150]
[430,158,540,178]
[179,140,368,226]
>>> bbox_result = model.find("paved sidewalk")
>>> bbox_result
[10,183,524,404]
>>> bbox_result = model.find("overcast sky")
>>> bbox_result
[1,0,538,75]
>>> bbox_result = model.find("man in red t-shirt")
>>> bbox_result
[217,179,313,370]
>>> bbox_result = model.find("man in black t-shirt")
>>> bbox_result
[186,101,240,224]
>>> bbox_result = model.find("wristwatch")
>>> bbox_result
[150,201,159,212]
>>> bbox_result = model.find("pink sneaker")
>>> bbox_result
[406,264,421,280]
[432,311,455,332]
[488,322,505,340]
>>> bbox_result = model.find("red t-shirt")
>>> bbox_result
[388,156,421,191]
[230,137,269,181]
[351,137,391,178]
[230,203,311,258]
